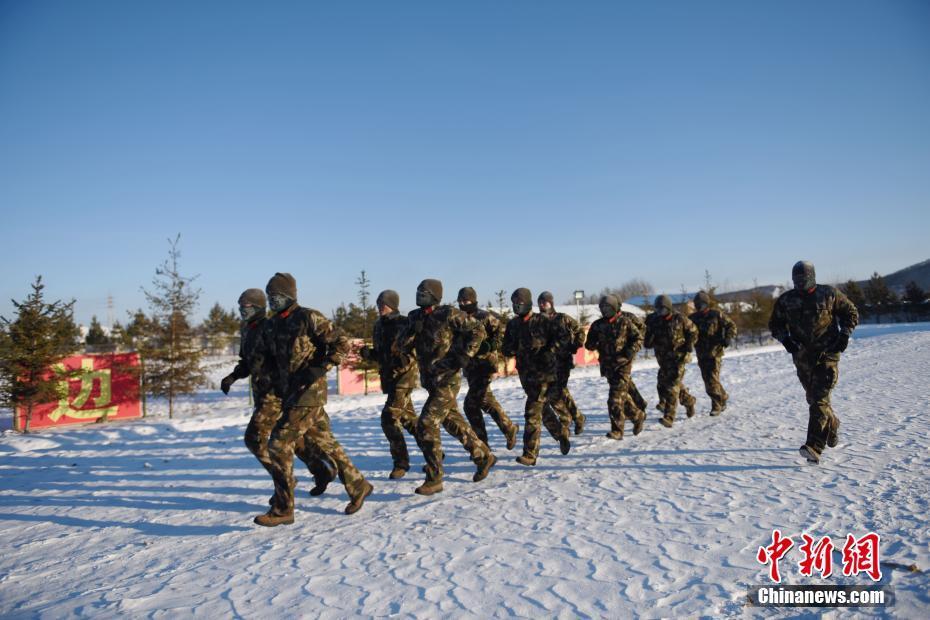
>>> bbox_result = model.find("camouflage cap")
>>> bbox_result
[655,295,673,311]
[238,288,266,308]
[417,278,443,302]
[266,272,297,300]
[457,286,477,304]
[693,291,710,309]
[376,289,400,310]
[599,294,620,314]
[537,291,554,305]
[511,288,533,305]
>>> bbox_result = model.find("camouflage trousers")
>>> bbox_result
[267,404,367,515]
[606,370,645,436]
[244,395,335,510]
[656,356,695,420]
[697,354,729,410]
[628,379,647,416]
[519,375,571,460]
[793,351,841,452]
[416,375,491,484]
[463,365,516,445]
[555,362,582,424]
[381,385,419,472]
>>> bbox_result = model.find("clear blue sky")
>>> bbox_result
[2,0,928,325]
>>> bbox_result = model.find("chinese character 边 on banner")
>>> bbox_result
[14,353,142,431]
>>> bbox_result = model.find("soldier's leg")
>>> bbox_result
[557,365,581,424]
[381,387,414,473]
[520,379,546,461]
[676,361,696,417]
[656,361,679,420]
[606,377,626,438]
[629,380,648,412]
[266,405,318,517]
[244,395,286,508]
[806,358,840,454]
[414,387,447,485]
[440,401,492,463]
[481,381,517,439]
[543,382,572,454]
[299,405,372,513]
[698,355,726,411]
[619,371,646,434]
[463,370,490,445]
[295,408,336,495]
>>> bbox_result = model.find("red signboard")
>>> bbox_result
[14,352,142,431]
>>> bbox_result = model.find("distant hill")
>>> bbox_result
[874,258,930,292]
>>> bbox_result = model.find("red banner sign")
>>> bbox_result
[14,352,142,431]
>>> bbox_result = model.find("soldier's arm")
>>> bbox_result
[451,309,486,361]
[623,318,644,359]
[833,288,860,334]
[502,320,517,357]
[723,313,737,343]
[643,317,656,349]
[768,298,789,342]
[584,323,599,351]
[488,314,504,352]
[567,316,585,352]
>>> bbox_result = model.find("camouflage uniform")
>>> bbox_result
[462,309,518,447]
[364,310,419,475]
[545,311,586,434]
[397,304,494,489]
[621,310,649,416]
[261,303,370,516]
[502,313,572,462]
[769,284,858,457]
[644,308,698,423]
[688,308,737,413]
[585,312,646,438]
[226,314,334,510]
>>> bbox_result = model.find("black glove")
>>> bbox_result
[721,337,731,348]
[359,347,372,361]
[299,366,328,387]
[220,374,235,395]
[780,337,800,354]
[433,356,461,375]
[825,332,850,354]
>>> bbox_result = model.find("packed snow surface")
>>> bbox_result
[1,324,928,618]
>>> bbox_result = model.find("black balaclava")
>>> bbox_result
[537,291,555,315]
[238,288,267,321]
[655,295,673,317]
[376,289,400,312]
[511,288,533,317]
[599,294,619,319]
[266,272,297,313]
[694,291,711,312]
[457,286,478,314]
[416,278,443,308]
[792,261,816,293]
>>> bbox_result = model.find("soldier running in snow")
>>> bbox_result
[688,291,737,415]
[644,295,698,427]
[769,261,859,464]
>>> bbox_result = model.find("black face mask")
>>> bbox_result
[458,302,477,314]
[416,289,436,308]
[239,305,262,321]
[656,306,670,317]
[599,304,615,319]
[792,262,816,292]
[513,302,532,316]
[694,301,708,311]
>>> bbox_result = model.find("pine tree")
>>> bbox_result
[865,272,897,306]
[85,315,111,349]
[841,280,867,310]
[201,302,239,354]
[142,235,207,418]
[346,270,379,394]
[904,280,926,305]
[0,276,80,432]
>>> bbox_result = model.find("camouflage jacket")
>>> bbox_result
[688,308,737,358]
[464,308,504,372]
[644,311,698,361]
[544,311,585,368]
[769,285,859,354]
[585,313,643,377]
[258,303,350,406]
[502,312,560,381]
[622,311,646,357]
[368,312,418,389]
[228,315,273,397]
[397,305,486,387]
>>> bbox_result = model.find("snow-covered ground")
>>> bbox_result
[1,324,928,618]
